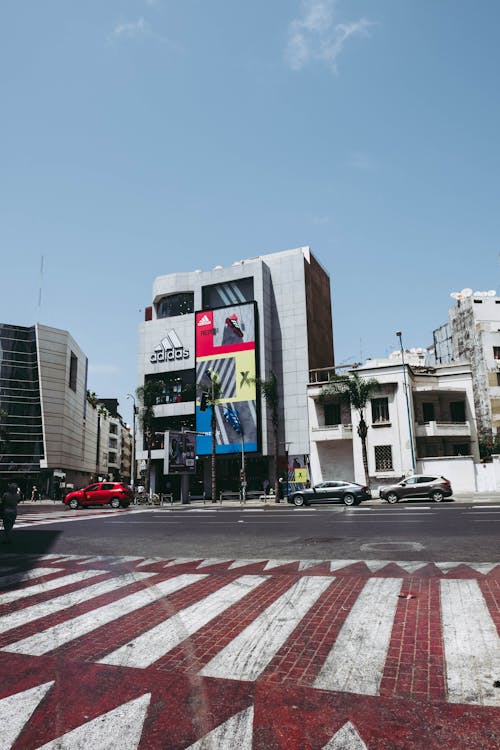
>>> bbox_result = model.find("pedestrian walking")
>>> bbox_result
[31,485,40,503]
[263,478,270,496]
[1,482,20,544]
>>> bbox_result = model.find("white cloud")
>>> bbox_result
[285,0,373,73]
[111,17,150,41]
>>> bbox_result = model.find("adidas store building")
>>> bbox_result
[137,247,334,500]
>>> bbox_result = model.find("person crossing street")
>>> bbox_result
[1,482,20,544]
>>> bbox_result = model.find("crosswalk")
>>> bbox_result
[0,554,498,749]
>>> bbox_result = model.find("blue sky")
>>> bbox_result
[1,0,499,426]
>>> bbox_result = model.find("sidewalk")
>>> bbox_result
[17,492,500,510]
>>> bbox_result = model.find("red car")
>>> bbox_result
[63,482,133,510]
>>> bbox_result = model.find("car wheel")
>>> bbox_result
[110,497,120,509]
[68,498,79,510]
[386,492,399,504]
[431,490,444,503]
[343,493,356,506]
[293,495,304,507]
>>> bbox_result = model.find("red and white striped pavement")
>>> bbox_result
[0,554,498,749]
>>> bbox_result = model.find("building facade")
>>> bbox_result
[431,289,500,445]
[308,351,479,492]
[0,323,91,496]
[137,247,334,497]
[0,323,132,496]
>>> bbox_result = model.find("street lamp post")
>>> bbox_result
[396,331,416,474]
[127,393,137,493]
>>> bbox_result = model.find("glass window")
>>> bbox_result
[422,402,435,422]
[69,352,78,391]
[405,476,418,485]
[324,402,341,425]
[374,445,393,471]
[450,401,466,422]
[156,293,194,319]
[202,277,254,309]
[101,483,115,490]
[371,398,389,423]
[85,484,99,492]
[494,347,500,360]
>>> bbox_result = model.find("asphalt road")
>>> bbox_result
[9,501,500,562]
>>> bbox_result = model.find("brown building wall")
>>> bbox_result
[304,254,334,370]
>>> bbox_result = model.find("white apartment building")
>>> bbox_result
[137,247,334,497]
[308,351,480,493]
[431,288,500,440]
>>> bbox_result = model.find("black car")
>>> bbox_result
[379,474,453,503]
[288,481,371,507]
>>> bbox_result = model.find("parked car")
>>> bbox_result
[288,481,371,507]
[379,475,452,503]
[63,482,133,510]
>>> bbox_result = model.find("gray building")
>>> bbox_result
[0,323,90,496]
[137,247,334,497]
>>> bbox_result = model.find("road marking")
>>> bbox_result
[99,575,267,668]
[0,568,63,590]
[0,681,54,750]
[440,579,500,706]
[3,574,206,656]
[0,569,106,605]
[0,571,154,636]
[361,541,425,552]
[35,693,151,750]
[322,721,368,750]
[314,577,402,695]
[186,706,254,750]
[199,576,332,682]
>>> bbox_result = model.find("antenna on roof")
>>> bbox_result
[37,255,44,321]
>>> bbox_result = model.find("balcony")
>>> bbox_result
[415,421,471,438]
[311,424,353,441]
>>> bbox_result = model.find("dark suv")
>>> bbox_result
[63,482,133,509]
[379,475,452,503]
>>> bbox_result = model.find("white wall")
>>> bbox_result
[417,456,476,493]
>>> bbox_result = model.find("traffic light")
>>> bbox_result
[200,392,208,411]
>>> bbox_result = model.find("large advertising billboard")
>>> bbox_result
[195,302,259,455]
[163,430,196,474]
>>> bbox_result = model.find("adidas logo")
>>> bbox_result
[150,330,190,363]
[197,314,211,326]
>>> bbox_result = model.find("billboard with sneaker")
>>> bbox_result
[195,302,259,455]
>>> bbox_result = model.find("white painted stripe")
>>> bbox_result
[4,574,206,656]
[263,560,298,570]
[0,681,54,750]
[0,568,62,590]
[364,560,393,572]
[314,577,402,695]
[196,559,232,568]
[298,560,326,570]
[468,563,499,574]
[0,571,154,635]
[434,562,466,573]
[322,721,368,750]
[99,575,267,668]
[35,693,151,750]
[186,706,254,750]
[227,559,265,569]
[329,560,361,572]
[0,569,106,605]
[199,576,332,682]
[440,579,500,706]
[396,562,429,574]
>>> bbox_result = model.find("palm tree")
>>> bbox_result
[198,369,223,502]
[255,372,281,502]
[321,371,380,487]
[136,380,165,496]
